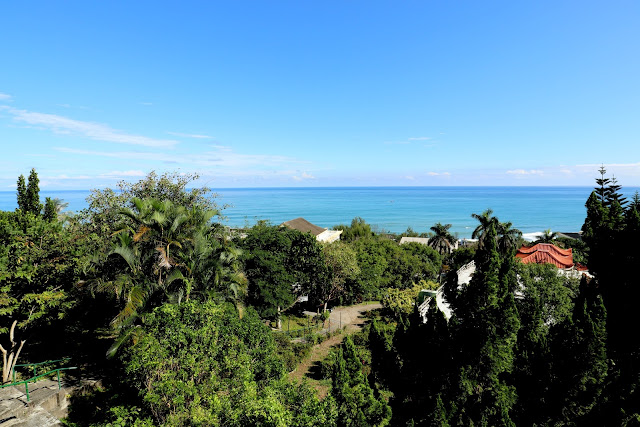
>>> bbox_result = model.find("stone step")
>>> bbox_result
[0,379,71,426]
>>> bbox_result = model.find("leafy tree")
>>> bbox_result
[120,301,335,426]
[333,217,374,242]
[78,171,219,242]
[317,242,360,311]
[511,263,579,424]
[0,212,80,381]
[380,281,437,320]
[429,222,455,254]
[240,223,326,321]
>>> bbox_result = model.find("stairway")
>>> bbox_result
[0,380,72,426]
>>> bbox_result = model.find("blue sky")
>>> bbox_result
[1,1,639,189]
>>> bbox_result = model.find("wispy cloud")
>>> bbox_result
[427,171,451,176]
[0,93,12,101]
[54,146,306,169]
[506,169,544,175]
[1,106,178,148]
[292,171,315,181]
[167,131,215,139]
[409,136,431,141]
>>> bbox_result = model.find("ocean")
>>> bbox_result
[1,187,637,239]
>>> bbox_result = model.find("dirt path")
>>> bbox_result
[288,302,382,397]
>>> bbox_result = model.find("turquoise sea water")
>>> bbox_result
[1,187,637,238]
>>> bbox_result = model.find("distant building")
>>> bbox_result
[399,237,430,245]
[399,236,459,251]
[281,217,342,243]
[557,231,583,240]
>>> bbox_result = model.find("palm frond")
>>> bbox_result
[111,246,139,272]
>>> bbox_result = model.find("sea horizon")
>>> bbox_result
[2,186,638,239]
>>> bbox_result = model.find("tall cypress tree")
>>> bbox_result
[446,223,520,426]
[331,336,391,427]
[549,277,608,424]
[25,168,42,215]
[43,197,57,222]
[16,174,27,211]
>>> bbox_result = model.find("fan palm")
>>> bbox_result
[429,222,455,254]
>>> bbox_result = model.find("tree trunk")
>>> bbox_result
[0,321,26,384]
[277,306,282,330]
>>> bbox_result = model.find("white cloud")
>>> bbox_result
[0,93,12,101]
[427,171,451,176]
[2,106,177,147]
[408,136,431,141]
[292,171,315,181]
[54,145,306,170]
[405,176,416,180]
[506,169,544,175]
[167,131,215,139]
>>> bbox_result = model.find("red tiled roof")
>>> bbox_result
[515,243,574,269]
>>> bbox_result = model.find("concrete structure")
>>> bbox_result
[281,217,342,243]
[399,237,430,245]
[0,379,74,426]
[399,236,459,251]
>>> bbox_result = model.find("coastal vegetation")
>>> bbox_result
[0,168,638,425]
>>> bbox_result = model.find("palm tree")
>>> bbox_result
[429,222,455,254]
[497,221,522,254]
[89,197,245,355]
[537,229,558,244]
[471,209,499,247]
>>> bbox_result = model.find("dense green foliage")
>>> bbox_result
[239,222,326,319]
[3,168,639,426]
[119,301,335,426]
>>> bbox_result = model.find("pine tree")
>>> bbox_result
[16,174,27,211]
[550,278,608,423]
[608,176,628,207]
[446,223,520,426]
[594,165,611,205]
[25,168,42,215]
[581,192,608,277]
[331,336,392,427]
[43,197,57,222]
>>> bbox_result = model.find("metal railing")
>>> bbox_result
[12,357,71,383]
[0,359,77,402]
